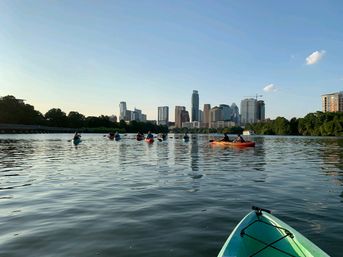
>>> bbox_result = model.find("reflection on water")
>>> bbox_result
[0,134,342,257]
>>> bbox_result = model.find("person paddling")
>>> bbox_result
[220,133,230,142]
[146,131,154,139]
[233,134,245,143]
[136,132,144,140]
[73,131,81,140]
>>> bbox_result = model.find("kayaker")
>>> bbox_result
[146,131,154,139]
[73,131,81,140]
[136,132,144,140]
[108,132,115,140]
[220,133,230,142]
[233,134,245,143]
[183,132,189,140]
[114,131,120,139]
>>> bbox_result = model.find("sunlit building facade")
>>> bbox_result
[240,98,257,125]
[322,92,343,112]
[175,106,186,128]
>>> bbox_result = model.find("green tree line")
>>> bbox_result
[0,95,168,133]
[246,112,343,136]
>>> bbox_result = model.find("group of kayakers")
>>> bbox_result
[73,131,248,144]
[135,131,167,141]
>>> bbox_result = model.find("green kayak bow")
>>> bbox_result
[217,206,330,257]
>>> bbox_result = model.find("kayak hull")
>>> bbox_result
[218,210,329,257]
[211,141,255,147]
[145,138,154,143]
[73,138,81,145]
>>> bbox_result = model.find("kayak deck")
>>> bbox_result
[211,141,255,147]
[218,207,329,257]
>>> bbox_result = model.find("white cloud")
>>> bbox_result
[306,50,326,65]
[263,84,277,92]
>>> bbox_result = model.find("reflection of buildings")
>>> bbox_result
[322,92,343,112]
[321,140,343,184]
[156,142,169,170]
[190,138,199,172]
[118,143,128,170]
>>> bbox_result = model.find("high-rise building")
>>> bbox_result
[198,110,203,122]
[158,106,169,126]
[231,103,240,124]
[131,108,141,121]
[256,100,265,121]
[203,104,211,128]
[125,110,132,121]
[322,92,343,112]
[209,106,222,128]
[191,90,199,121]
[180,110,190,125]
[219,104,232,121]
[175,106,186,128]
[119,101,127,121]
[240,98,257,124]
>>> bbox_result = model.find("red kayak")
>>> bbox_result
[210,141,255,147]
[145,138,154,143]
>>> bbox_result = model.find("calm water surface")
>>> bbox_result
[0,134,342,256]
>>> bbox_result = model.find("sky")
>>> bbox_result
[1,0,342,121]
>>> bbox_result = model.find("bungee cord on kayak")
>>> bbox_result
[217,206,328,257]
[238,207,308,257]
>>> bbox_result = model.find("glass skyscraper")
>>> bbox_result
[191,90,199,121]
[119,101,127,121]
[158,106,169,125]
[240,98,257,124]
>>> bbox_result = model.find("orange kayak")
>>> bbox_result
[145,138,154,143]
[210,141,255,147]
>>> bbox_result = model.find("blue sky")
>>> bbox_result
[1,0,342,121]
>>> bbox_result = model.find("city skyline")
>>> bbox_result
[1,1,343,121]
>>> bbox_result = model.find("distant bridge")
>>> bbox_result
[0,123,75,134]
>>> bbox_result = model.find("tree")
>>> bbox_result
[45,108,68,127]
[273,117,290,135]
[0,95,45,125]
[68,111,85,128]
